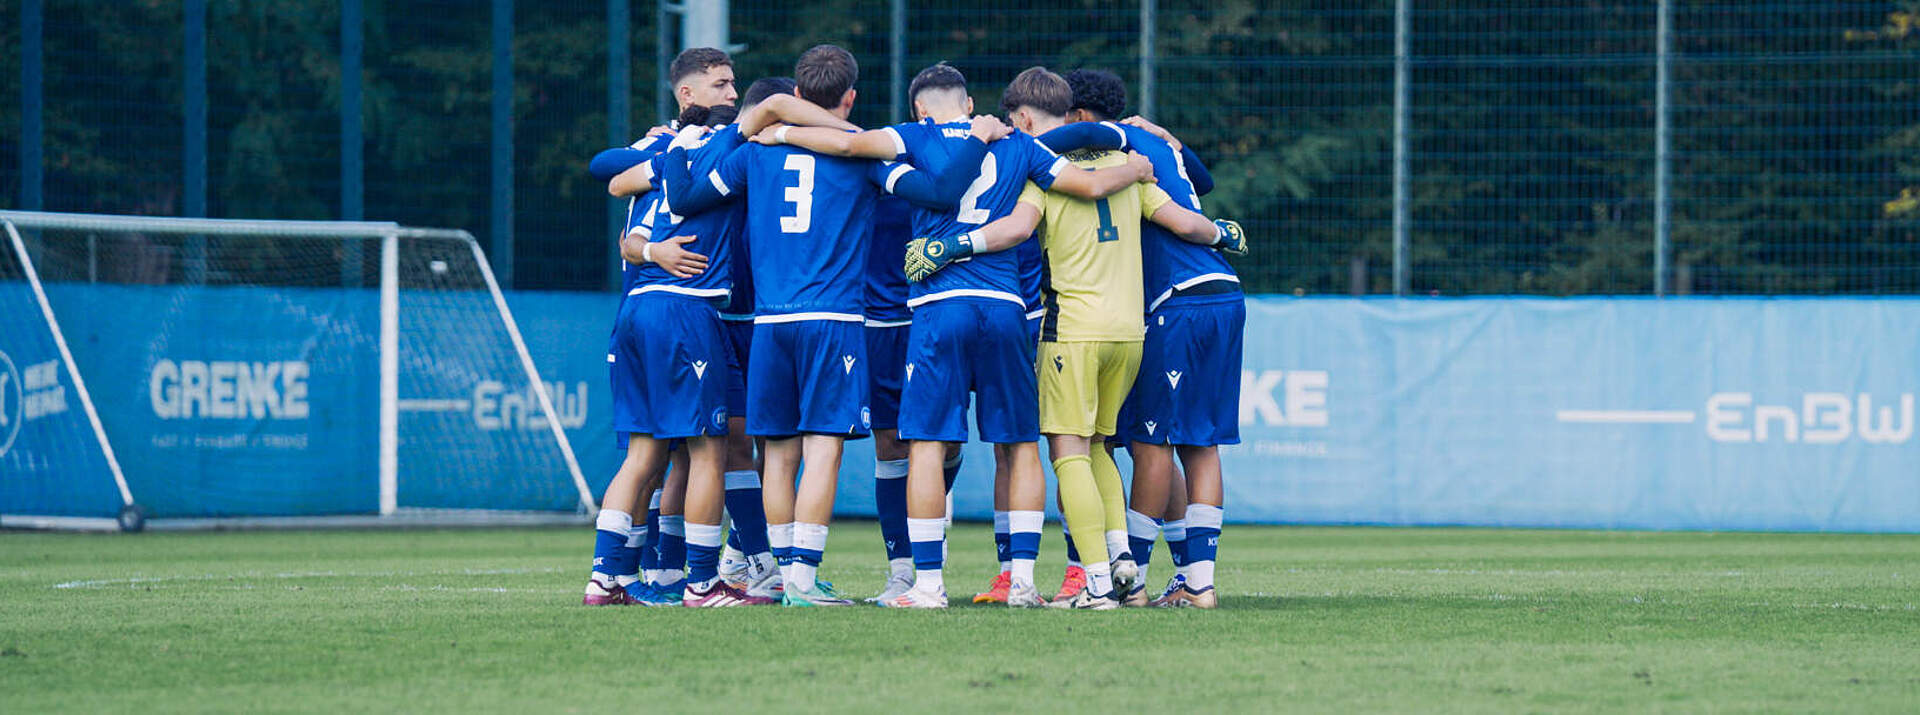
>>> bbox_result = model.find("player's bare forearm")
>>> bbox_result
[758,126,895,159]
[1121,115,1181,153]
[608,161,657,197]
[975,204,1042,253]
[737,94,857,136]
[1049,152,1155,200]
[1150,203,1224,245]
[621,234,709,277]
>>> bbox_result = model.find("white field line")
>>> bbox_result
[52,566,564,589]
[396,398,471,412]
[1556,409,1697,424]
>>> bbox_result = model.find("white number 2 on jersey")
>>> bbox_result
[956,153,998,226]
[781,153,815,233]
[1172,149,1202,210]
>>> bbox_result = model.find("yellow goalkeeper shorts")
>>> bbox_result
[1036,340,1142,437]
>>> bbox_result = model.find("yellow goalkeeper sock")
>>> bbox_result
[1089,446,1129,551]
[1051,454,1110,567]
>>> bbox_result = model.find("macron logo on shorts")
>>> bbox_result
[1166,370,1183,389]
[692,360,709,380]
[1145,421,1158,436]
[842,355,857,374]
[905,364,914,381]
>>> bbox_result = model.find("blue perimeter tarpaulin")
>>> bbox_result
[3,286,1915,531]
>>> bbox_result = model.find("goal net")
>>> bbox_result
[0,211,592,530]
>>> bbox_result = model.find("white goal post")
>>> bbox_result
[0,210,594,531]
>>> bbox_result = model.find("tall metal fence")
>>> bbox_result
[3,1,1916,294]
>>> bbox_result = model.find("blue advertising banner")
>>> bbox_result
[5,286,1916,532]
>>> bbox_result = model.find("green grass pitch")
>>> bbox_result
[3,523,1916,712]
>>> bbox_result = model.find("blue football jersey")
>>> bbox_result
[609,134,678,295]
[866,194,913,323]
[1039,121,1239,312]
[627,125,745,302]
[885,121,1066,309]
[698,143,920,318]
[1017,236,1044,316]
[591,132,674,182]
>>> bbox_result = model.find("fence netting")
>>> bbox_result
[1,0,1914,295]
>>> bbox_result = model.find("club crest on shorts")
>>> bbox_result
[842,355,857,374]
[711,407,727,430]
[692,360,708,379]
[1166,370,1183,389]
[861,406,872,428]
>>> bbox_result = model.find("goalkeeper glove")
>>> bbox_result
[1210,219,1248,256]
[904,232,977,283]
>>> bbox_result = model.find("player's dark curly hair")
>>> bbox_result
[669,47,732,87]
[703,104,739,127]
[676,104,712,127]
[795,44,858,110]
[1065,69,1127,121]
[676,103,738,128]
[908,63,967,102]
[742,77,797,108]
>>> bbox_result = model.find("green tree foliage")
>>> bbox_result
[0,0,1911,293]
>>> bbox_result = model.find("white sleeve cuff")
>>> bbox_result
[882,127,907,159]
[884,163,914,194]
[708,171,732,196]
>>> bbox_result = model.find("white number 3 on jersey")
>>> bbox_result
[781,153,815,233]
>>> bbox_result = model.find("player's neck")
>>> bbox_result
[1029,116,1067,135]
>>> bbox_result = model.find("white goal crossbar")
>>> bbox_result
[0,210,595,529]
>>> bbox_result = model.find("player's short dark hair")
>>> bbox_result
[1065,69,1127,121]
[909,63,967,103]
[794,44,858,110]
[1001,66,1071,117]
[669,47,732,87]
[742,77,796,108]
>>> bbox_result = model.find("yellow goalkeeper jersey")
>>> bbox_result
[1018,149,1173,342]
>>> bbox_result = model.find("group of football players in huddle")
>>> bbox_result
[581,43,1245,610]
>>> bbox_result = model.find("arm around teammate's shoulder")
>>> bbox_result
[1048,151,1155,200]
[1144,185,1246,254]
[737,94,858,137]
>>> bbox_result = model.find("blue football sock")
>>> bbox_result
[639,500,662,573]
[875,459,910,561]
[907,517,946,593]
[1126,509,1161,571]
[1007,512,1041,562]
[907,518,946,572]
[1184,505,1221,590]
[658,515,687,582]
[684,523,724,585]
[592,510,637,578]
[993,510,1011,569]
[1165,519,1191,570]
[724,470,771,556]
